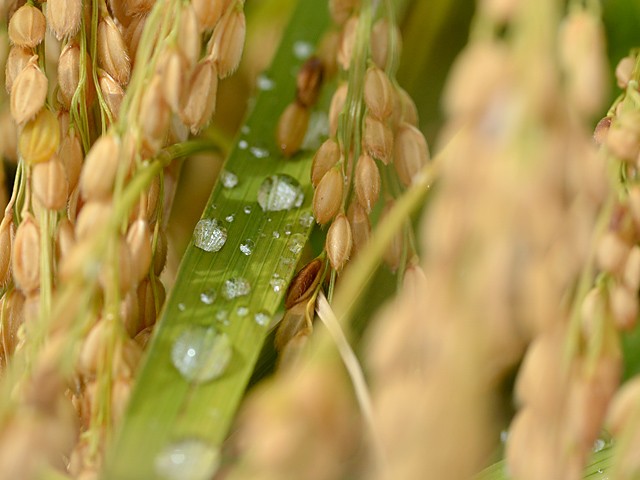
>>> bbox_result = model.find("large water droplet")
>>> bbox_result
[193,219,227,252]
[240,239,255,256]
[293,40,313,60]
[270,273,286,293]
[258,175,304,212]
[272,231,280,239]
[220,170,238,189]
[284,223,293,235]
[155,438,220,480]
[171,326,232,383]
[200,289,216,305]
[250,146,270,159]
[254,310,271,327]
[256,73,275,91]
[299,212,314,228]
[222,277,251,300]
[288,233,306,254]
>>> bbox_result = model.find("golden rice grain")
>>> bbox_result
[19,108,60,165]
[296,56,324,108]
[311,138,340,187]
[180,59,218,134]
[363,115,393,164]
[326,213,352,271]
[79,133,120,201]
[99,71,125,119]
[209,5,245,78]
[284,258,324,309]
[46,0,82,40]
[58,130,83,191]
[276,101,310,157]
[193,0,228,31]
[8,4,46,48]
[32,156,69,210]
[313,167,344,225]
[126,219,152,286]
[394,122,429,187]
[354,153,380,213]
[5,45,31,93]
[364,66,393,120]
[57,43,81,110]
[0,213,14,287]
[12,214,40,294]
[97,16,131,86]
[10,56,48,124]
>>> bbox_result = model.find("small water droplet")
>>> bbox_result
[238,139,248,150]
[280,256,294,266]
[284,224,293,235]
[293,40,313,60]
[241,125,250,135]
[243,205,253,214]
[171,326,232,383]
[301,111,329,150]
[254,311,271,327]
[593,438,606,452]
[240,239,255,256]
[225,214,235,223]
[200,289,216,305]
[177,303,186,312]
[236,305,249,317]
[500,430,508,444]
[216,310,229,325]
[250,146,270,159]
[155,438,220,480]
[220,170,238,189]
[270,273,286,293]
[193,219,227,252]
[299,212,314,228]
[288,233,306,254]
[256,73,275,91]
[257,174,304,212]
[272,231,280,239]
[222,277,251,300]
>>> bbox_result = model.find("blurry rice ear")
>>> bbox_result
[59,129,83,192]
[79,133,120,201]
[180,59,218,134]
[337,16,357,71]
[0,212,14,287]
[12,213,40,294]
[124,13,147,63]
[274,301,310,353]
[276,102,310,157]
[329,83,348,137]
[178,3,201,67]
[381,200,404,272]
[394,123,430,187]
[193,0,228,31]
[8,4,46,48]
[124,0,154,16]
[208,4,246,78]
[371,19,402,70]
[329,0,359,25]
[10,56,48,125]
[46,0,82,40]
[19,108,60,165]
[139,75,170,154]
[97,16,131,86]
[296,56,324,108]
[0,288,25,362]
[158,49,185,114]
[126,219,153,286]
[55,217,75,263]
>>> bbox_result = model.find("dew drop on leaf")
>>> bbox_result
[222,277,251,300]
[257,174,304,212]
[193,219,227,252]
[171,326,232,383]
[220,170,238,189]
[239,239,255,256]
[155,438,220,480]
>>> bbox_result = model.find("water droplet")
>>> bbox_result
[216,310,229,325]
[220,170,238,189]
[288,233,306,254]
[155,438,220,480]
[238,139,248,150]
[177,303,186,312]
[193,219,227,252]
[254,311,271,327]
[293,40,313,60]
[241,125,250,135]
[593,438,606,452]
[236,305,249,317]
[301,111,329,150]
[250,146,270,159]
[269,273,286,293]
[171,326,232,383]
[222,277,251,300]
[499,430,508,444]
[200,289,216,305]
[243,205,253,214]
[272,231,280,239]
[239,239,255,256]
[256,73,275,91]
[284,224,293,235]
[257,174,304,212]
[280,256,294,266]
[225,214,235,223]
[299,212,314,228]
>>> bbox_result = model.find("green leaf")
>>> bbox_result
[103,2,330,477]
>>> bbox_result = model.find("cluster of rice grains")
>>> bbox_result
[0,0,245,477]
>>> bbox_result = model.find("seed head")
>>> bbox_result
[32,156,69,211]
[5,45,31,93]
[276,101,310,157]
[326,213,352,271]
[607,376,640,435]
[364,66,393,120]
[596,231,630,276]
[317,30,340,78]
[0,111,17,162]
[313,167,344,225]
[8,4,46,48]
[296,56,324,108]
[80,134,120,201]
[137,276,166,331]
[394,122,430,187]
[19,108,60,165]
[363,115,393,164]
[10,56,48,124]
[311,138,340,187]
[180,59,218,134]
[97,16,131,85]
[606,112,640,162]
[12,214,40,294]
[209,5,246,78]
[354,153,380,213]
[46,0,82,40]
